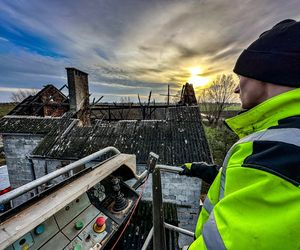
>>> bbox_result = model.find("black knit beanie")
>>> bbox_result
[233,19,300,87]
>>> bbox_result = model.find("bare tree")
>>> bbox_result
[198,74,238,125]
[10,89,39,103]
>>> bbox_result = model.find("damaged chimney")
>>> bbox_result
[178,83,198,106]
[66,67,91,126]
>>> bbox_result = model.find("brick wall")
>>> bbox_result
[40,86,68,117]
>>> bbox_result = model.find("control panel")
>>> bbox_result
[4,175,139,250]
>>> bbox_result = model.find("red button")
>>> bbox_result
[96,217,106,227]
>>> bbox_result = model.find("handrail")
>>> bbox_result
[157,164,183,173]
[0,146,120,205]
[142,154,193,250]
[164,222,194,237]
[141,227,154,250]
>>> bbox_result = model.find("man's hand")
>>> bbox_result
[179,162,219,184]
[179,163,193,176]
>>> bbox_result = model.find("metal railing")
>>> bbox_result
[141,153,195,250]
[0,146,121,205]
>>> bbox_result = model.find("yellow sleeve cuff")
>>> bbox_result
[185,163,192,170]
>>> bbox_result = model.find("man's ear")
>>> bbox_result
[234,85,240,94]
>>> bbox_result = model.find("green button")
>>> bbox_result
[74,244,82,250]
[75,221,84,230]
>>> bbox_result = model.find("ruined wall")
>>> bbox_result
[8,85,68,117]
[179,83,198,106]
[40,86,68,117]
[2,134,44,206]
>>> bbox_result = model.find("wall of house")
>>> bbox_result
[31,159,69,185]
[31,158,85,189]
[0,136,4,165]
[2,134,44,206]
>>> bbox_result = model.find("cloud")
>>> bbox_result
[0,87,40,93]
[0,36,9,42]
[0,0,300,102]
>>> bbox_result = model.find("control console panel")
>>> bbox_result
[4,175,138,250]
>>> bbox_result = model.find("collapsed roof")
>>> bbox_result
[8,85,69,117]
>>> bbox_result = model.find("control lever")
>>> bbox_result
[132,152,159,190]
[146,152,159,173]
[112,177,128,212]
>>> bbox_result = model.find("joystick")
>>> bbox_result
[111,178,128,212]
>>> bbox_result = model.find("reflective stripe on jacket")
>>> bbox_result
[189,88,300,250]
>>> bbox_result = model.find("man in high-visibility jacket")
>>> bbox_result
[180,19,300,249]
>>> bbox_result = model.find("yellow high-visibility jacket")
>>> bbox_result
[189,88,300,250]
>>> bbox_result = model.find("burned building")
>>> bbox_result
[0,68,211,248]
[8,85,69,117]
[90,83,198,121]
[8,68,91,124]
[0,107,211,246]
[0,106,210,193]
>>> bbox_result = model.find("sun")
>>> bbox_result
[188,67,210,87]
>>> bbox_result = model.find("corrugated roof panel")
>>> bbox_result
[1,107,211,164]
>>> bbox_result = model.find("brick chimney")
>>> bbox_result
[66,68,91,126]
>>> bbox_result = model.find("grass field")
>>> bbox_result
[0,103,16,118]
[223,103,241,111]
[199,102,241,112]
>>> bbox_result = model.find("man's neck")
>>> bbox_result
[265,83,295,100]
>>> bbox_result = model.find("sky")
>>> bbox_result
[0,0,300,103]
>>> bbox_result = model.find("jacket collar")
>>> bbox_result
[225,88,300,138]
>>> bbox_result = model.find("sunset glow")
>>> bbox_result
[0,1,298,102]
[188,68,210,88]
